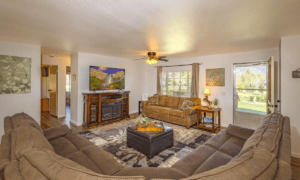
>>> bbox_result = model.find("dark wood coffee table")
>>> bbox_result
[127,126,173,159]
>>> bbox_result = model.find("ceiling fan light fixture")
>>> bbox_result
[146,59,157,65]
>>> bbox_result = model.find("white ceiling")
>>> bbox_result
[1,0,300,59]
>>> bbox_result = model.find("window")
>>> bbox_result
[162,71,192,97]
[66,74,71,91]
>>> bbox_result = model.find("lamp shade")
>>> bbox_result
[204,88,211,95]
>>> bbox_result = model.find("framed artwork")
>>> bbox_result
[206,68,225,86]
[0,55,31,94]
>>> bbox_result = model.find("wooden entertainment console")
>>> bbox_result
[82,91,130,127]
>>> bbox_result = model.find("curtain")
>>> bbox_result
[157,66,163,94]
[191,63,199,97]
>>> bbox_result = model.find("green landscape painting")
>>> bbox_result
[0,55,31,94]
[90,66,125,90]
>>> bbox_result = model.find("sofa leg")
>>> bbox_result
[186,126,190,129]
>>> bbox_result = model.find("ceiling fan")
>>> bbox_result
[134,52,168,65]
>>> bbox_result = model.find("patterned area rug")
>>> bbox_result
[80,118,214,168]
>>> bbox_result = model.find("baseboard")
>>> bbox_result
[70,119,80,126]
[221,124,229,128]
[292,152,300,159]
[58,114,65,118]
[129,110,138,115]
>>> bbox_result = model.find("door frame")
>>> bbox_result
[232,61,269,125]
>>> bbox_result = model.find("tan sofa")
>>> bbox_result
[0,112,291,180]
[142,95,201,129]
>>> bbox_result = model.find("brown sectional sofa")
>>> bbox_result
[0,112,291,180]
[142,95,201,129]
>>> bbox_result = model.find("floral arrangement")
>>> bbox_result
[136,114,149,128]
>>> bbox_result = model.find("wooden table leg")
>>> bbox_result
[218,111,221,129]
[197,111,199,129]
[212,112,215,133]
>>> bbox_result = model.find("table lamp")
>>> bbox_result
[203,88,213,108]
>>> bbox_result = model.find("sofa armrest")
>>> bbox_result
[183,108,196,116]
[141,101,149,107]
[226,124,254,141]
[43,125,71,141]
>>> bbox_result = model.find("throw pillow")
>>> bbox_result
[179,100,192,110]
[148,95,159,106]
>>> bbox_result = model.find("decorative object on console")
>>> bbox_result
[133,52,168,65]
[206,68,225,86]
[292,68,300,78]
[203,88,213,109]
[213,98,219,108]
[0,55,31,94]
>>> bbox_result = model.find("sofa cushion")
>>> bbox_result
[238,113,283,157]
[65,151,103,174]
[144,106,159,113]
[0,133,11,171]
[179,148,276,180]
[218,136,245,157]
[11,112,44,135]
[81,145,125,175]
[4,117,13,134]
[114,167,186,180]
[172,145,216,176]
[20,157,48,180]
[226,124,254,141]
[179,100,192,110]
[49,137,79,157]
[187,97,201,106]
[170,109,184,118]
[64,130,95,150]
[148,95,159,106]
[157,107,172,114]
[165,96,180,109]
[204,129,231,150]
[282,116,291,135]
[158,95,168,106]
[43,124,71,141]
[192,151,232,175]
[21,147,145,180]
[11,125,54,160]
[178,98,188,109]
[4,160,25,180]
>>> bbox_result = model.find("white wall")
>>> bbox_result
[70,53,79,126]
[42,55,71,118]
[281,36,300,158]
[70,52,144,126]
[142,48,279,127]
[0,41,41,137]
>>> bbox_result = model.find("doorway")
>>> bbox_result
[233,61,269,129]
[66,66,71,120]
[41,65,58,117]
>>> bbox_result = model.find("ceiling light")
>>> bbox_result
[146,59,157,65]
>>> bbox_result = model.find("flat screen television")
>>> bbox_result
[89,66,125,90]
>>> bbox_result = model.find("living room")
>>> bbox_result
[0,1,300,180]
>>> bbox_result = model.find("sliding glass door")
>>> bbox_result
[233,61,268,129]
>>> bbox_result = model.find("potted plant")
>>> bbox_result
[213,99,219,109]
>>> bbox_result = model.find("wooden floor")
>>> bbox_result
[41,109,300,179]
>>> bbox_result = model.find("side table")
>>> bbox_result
[196,106,221,133]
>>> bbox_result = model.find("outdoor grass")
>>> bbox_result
[238,101,267,114]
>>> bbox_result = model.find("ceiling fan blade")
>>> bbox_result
[158,56,167,59]
[133,57,148,61]
[158,59,169,62]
